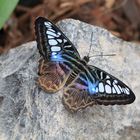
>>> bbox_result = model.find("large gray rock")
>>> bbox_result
[0,19,140,140]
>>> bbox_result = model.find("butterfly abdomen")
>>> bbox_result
[65,72,77,86]
[65,57,90,86]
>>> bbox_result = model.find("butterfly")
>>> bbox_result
[35,17,135,113]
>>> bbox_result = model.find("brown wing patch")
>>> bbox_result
[62,76,97,113]
[38,58,71,93]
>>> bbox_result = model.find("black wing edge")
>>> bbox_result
[35,17,49,58]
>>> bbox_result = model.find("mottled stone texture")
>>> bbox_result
[0,19,140,140]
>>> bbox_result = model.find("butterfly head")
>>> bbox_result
[82,56,90,65]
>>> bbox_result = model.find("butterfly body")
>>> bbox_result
[35,17,135,112]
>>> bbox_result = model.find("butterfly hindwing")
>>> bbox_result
[38,58,71,93]
[63,65,135,112]
[35,17,80,93]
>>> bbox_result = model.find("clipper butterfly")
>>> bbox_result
[35,17,135,112]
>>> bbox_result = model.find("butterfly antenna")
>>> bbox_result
[87,32,116,58]
[89,53,116,58]
[87,32,94,57]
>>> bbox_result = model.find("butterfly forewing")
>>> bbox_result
[35,17,80,93]
[63,65,135,112]
[35,17,80,60]
[89,65,135,104]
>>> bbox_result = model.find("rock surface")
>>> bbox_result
[0,19,140,140]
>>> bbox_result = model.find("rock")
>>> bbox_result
[0,19,140,140]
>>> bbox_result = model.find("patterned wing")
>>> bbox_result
[62,65,135,112]
[35,17,81,93]
[35,17,80,60]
